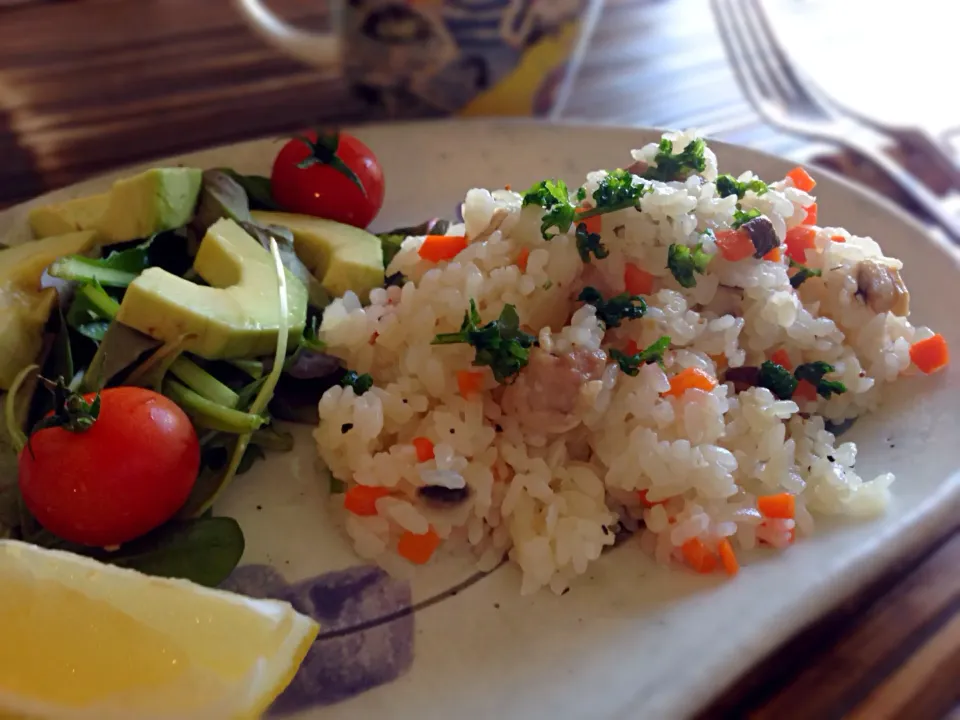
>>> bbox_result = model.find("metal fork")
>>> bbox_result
[712,0,960,244]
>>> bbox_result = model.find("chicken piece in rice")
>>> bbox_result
[314,129,948,595]
[501,347,608,434]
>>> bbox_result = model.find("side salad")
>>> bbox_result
[0,130,434,587]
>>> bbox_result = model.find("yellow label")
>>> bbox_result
[459,20,581,117]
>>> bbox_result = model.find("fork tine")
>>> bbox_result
[743,0,829,112]
[712,0,779,124]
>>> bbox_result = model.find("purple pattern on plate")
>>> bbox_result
[222,564,414,715]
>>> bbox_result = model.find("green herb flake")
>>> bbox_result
[578,287,646,329]
[432,300,536,383]
[521,179,576,240]
[758,360,798,400]
[731,207,762,229]
[643,137,707,182]
[589,169,647,214]
[575,222,610,263]
[340,371,374,395]
[667,243,712,289]
[794,361,847,399]
[610,335,672,375]
[715,174,768,199]
[788,258,823,288]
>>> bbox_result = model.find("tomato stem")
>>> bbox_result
[29,376,101,448]
[293,130,367,197]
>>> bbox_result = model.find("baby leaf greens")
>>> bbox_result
[433,300,536,383]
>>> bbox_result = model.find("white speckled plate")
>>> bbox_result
[2,120,959,720]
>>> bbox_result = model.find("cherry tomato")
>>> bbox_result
[19,387,200,547]
[270,130,385,228]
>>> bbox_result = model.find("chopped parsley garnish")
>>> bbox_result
[788,258,822,288]
[576,186,587,202]
[715,174,768,199]
[758,361,798,400]
[575,222,609,263]
[667,243,712,288]
[610,335,672,375]
[578,287,647,329]
[579,169,648,219]
[341,371,373,395]
[731,207,762,229]
[521,179,576,240]
[432,300,536,383]
[643,137,707,182]
[794,361,847,398]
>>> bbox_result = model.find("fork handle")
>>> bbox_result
[844,135,960,245]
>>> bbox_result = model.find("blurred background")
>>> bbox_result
[1,0,959,221]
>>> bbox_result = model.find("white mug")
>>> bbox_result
[233,0,602,116]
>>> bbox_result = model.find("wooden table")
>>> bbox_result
[1,1,958,717]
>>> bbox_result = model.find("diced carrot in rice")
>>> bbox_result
[770,348,792,371]
[714,229,755,262]
[344,485,391,516]
[624,263,655,295]
[793,379,818,403]
[909,333,949,374]
[802,203,818,225]
[784,225,817,263]
[762,247,782,262]
[638,490,668,508]
[516,247,530,272]
[664,367,718,398]
[786,166,816,192]
[412,436,435,462]
[718,539,739,576]
[681,538,718,574]
[457,369,484,398]
[758,493,796,520]
[419,234,468,262]
[398,527,441,564]
[830,234,846,243]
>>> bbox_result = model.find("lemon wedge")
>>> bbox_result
[0,540,318,719]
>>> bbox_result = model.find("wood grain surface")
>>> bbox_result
[1,1,958,718]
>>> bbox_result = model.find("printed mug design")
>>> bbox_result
[343,0,589,115]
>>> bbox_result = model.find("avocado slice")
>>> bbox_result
[116,218,307,359]
[96,168,202,244]
[0,231,99,389]
[28,193,110,239]
[28,168,203,244]
[251,211,385,302]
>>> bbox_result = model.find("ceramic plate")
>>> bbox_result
[2,120,959,720]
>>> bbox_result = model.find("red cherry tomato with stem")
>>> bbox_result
[270,130,385,228]
[18,385,200,547]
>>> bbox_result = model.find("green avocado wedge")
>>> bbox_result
[116,218,307,359]
[251,211,385,303]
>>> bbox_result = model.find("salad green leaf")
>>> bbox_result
[48,239,152,289]
[219,169,279,211]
